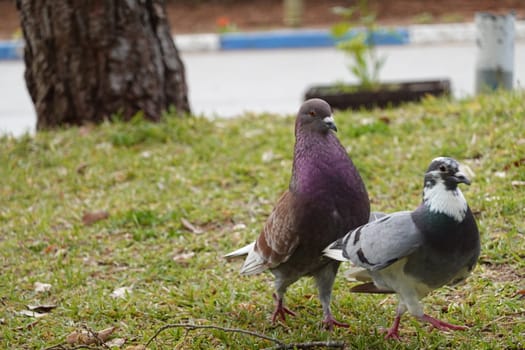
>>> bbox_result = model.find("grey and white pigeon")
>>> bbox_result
[324,157,480,339]
[225,98,370,329]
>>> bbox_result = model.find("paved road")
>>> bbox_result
[1,41,524,136]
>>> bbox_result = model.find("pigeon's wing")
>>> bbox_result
[342,211,423,271]
[239,191,300,275]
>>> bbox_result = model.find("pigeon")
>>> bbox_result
[324,157,480,339]
[225,98,370,329]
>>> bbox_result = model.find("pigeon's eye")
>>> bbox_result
[309,111,316,117]
[439,165,447,172]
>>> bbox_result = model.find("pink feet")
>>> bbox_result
[384,314,467,340]
[420,314,469,332]
[271,294,348,330]
[384,315,402,340]
[322,314,349,330]
[271,293,296,323]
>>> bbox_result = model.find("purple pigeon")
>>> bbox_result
[225,98,370,329]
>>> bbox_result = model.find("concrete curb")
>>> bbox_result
[2,21,525,59]
[176,21,525,51]
[219,28,409,50]
[410,21,525,44]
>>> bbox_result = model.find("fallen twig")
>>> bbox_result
[43,345,94,350]
[146,323,346,348]
[145,323,285,347]
[82,324,112,349]
[263,340,345,349]
[43,324,114,350]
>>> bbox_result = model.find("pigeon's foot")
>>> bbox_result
[420,314,469,332]
[384,328,401,340]
[322,313,349,330]
[271,293,296,323]
[384,315,402,340]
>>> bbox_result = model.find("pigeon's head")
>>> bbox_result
[424,157,471,191]
[296,99,337,134]
[423,157,470,222]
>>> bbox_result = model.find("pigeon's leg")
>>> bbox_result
[384,303,406,340]
[271,277,296,324]
[271,292,296,323]
[419,314,469,332]
[315,261,349,330]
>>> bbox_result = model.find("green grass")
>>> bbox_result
[1,91,524,349]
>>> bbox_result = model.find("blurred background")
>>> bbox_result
[1,0,524,136]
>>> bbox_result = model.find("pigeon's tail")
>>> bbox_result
[345,268,394,294]
[224,242,268,275]
[224,242,255,259]
[350,282,394,294]
[239,248,268,275]
[323,239,348,262]
[344,266,372,282]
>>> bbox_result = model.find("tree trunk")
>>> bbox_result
[16,0,190,130]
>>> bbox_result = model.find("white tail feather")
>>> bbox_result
[239,248,268,275]
[224,242,255,259]
[224,242,268,275]
[322,245,347,262]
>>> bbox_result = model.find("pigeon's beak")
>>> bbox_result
[451,171,471,185]
[323,115,338,132]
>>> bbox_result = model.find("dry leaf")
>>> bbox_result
[67,326,116,345]
[233,223,246,231]
[511,181,525,187]
[181,218,204,234]
[517,289,525,299]
[15,320,39,330]
[34,282,52,293]
[78,125,93,136]
[27,304,57,313]
[76,163,89,174]
[54,248,68,258]
[105,337,126,347]
[504,157,525,170]
[113,171,128,183]
[110,286,132,299]
[173,251,195,263]
[98,326,117,340]
[379,115,391,124]
[43,244,61,255]
[237,302,257,311]
[82,210,109,225]
[125,345,146,350]
[261,151,275,163]
[16,310,47,318]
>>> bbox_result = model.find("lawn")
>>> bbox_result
[0,91,524,349]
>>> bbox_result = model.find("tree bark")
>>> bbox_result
[17,0,190,130]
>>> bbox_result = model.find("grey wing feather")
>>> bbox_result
[342,211,422,271]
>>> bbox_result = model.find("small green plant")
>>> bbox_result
[440,13,464,23]
[331,0,386,90]
[412,12,435,24]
